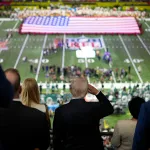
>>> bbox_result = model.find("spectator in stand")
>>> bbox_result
[21,78,50,127]
[111,97,145,150]
[0,66,13,150]
[0,69,50,150]
[53,77,114,150]
[132,101,150,150]
[0,66,13,108]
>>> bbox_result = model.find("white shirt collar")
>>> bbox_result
[72,97,84,100]
[13,98,21,102]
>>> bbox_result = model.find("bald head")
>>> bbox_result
[5,68,21,98]
[70,77,88,98]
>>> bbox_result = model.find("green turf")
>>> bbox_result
[104,109,132,128]
[0,19,149,127]
[0,20,150,84]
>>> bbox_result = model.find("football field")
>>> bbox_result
[0,19,150,83]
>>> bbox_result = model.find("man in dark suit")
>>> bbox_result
[0,66,14,150]
[0,68,50,150]
[0,66,13,108]
[53,77,114,150]
[132,101,150,150]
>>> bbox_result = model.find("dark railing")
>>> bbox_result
[49,130,114,150]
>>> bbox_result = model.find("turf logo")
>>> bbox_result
[25,58,49,64]
[0,59,3,63]
[124,59,144,63]
[78,59,95,63]
[145,29,150,32]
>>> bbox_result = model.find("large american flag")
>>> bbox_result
[20,16,141,34]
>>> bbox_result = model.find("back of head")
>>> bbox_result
[0,67,13,107]
[5,68,21,99]
[21,78,40,106]
[70,77,88,98]
[128,97,145,119]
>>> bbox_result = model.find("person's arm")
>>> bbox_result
[111,122,121,148]
[96,91,114,118]
[132,103,148,150]
[87,84,114,118]
[53,108,64,150]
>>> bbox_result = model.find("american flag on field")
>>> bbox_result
[20,16,141,34]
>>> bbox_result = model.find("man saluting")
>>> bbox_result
[53,77,114,150]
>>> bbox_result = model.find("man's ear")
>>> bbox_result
[19,85,22,94]
[69,84,72,91]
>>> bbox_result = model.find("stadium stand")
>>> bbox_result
[0,1,150,150]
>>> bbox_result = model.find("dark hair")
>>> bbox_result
[5,68,21,95]
[128,97,145,119]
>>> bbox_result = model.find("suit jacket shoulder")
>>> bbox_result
[0,102,50,150]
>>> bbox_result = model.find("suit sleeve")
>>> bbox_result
[91,92,114,119]
[132,103,148,150]
[111,122,121,148]
[53,108,64,150]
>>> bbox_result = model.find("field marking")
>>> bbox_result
[84,56,90,83]
[85,57,88,68]
[101,35,117,83]
[5,21,19,42]
[14,34,29,69]
[119,35,143,83]
[0,21,19,55]
[61,34,66,77]
[0,21,3,26]
[137,35,150,55]
[35,35,48,81]
[145,22,150,28]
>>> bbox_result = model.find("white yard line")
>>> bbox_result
[0,21,19,54]
[12,20,19,29]
[61,34,66,77]
[14,34,29,69]
[101,35,116,83]
[0,21,3,26]
[84,56,90,83]
[85,57,88,68]
[119,35,143,83]
[137,35,150,55]
[35,35,48,81]
[145,22,150,28]
[5,21,19,42]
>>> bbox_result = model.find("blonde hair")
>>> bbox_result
[70,77,88,98]
[21,78,40,107]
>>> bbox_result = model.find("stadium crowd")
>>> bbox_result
[0,65,150,150]
[10,6,147,19]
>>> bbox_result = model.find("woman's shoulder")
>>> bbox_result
[117,119,136,127]
[31,103,47,113]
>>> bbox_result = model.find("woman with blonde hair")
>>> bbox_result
[21,78,50,127]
